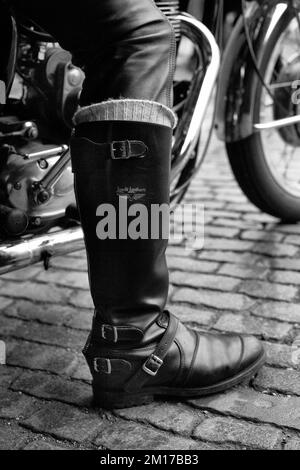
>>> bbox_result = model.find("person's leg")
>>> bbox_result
[11,0,175,106]
[12,0,265,408]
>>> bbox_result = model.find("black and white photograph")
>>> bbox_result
[0,0,299,454]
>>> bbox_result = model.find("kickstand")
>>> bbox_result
[42,251,52,270]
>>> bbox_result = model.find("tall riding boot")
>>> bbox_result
[71,99,265,409]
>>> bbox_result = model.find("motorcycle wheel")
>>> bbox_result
[226,8,300,222]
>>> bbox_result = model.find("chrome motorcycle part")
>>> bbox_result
[0,204,28,235]
[0,144,75,230]
[0,119,38,140]
[0,226,84,274]
[170,13,220,201]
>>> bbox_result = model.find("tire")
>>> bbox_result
[226,8,300,222]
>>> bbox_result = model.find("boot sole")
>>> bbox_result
[93,351,266,409]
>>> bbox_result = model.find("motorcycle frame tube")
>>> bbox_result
[171,13,220,180]
[215,0,293,142]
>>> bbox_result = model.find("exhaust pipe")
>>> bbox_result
[0,227,85,275]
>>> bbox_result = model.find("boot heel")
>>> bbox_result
[93,387,154,409]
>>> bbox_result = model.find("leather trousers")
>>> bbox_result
[10,0,176,107]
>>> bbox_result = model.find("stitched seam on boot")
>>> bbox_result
[181,330,200,387]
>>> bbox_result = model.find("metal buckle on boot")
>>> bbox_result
[142,354,163,377]
[101,324,118,343]
[93,358,112,375]
[111,141,131,159]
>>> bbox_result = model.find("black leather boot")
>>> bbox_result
[71,100,265,409]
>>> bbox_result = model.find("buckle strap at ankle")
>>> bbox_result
[95,322,144,344]
[124,311,179,393]
[71,137,148,174]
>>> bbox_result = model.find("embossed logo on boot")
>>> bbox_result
[116,186,146,202]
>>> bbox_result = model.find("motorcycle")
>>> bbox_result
[0,0,300,275]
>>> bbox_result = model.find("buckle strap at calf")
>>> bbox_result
[96,322,144,344]
[71,137,148,173]
[124,311,179,393]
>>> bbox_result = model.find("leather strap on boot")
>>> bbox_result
[124,311,178,393]
[71,137,148,174]
[94,320,144,344]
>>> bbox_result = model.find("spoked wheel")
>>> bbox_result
[227,5,300,222]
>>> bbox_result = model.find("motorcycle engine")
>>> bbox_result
[0,37,83,236]
[0,143,76,236]
[13,36,85,131]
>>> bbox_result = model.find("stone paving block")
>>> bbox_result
[170,271,240,292]
[269,270,300,286]
[0,388,40,419]
[37,270,89,290]
[68,290,94,309]
[3,300,75,326]
[250,242,298,258]
[242,213,280,224]
[193,416,282,449]
[51,256,88,271]
[218,263,268,281]
[65,251,86,259]
[23,439,76,450]
[11,370,91,406]
[7,340,78,376]
[272,258,300,271]
[63,309,93,331]
[241,231,284,243]
[198,250,263,266]
[23,401,102,443]
[116,402,204,436]
[0,297,13,310]
[252,301,300,324]
[0,422,33,450]
[254,366,300,396]
[173,288,255,311]
[203,239,254,253]
[284,437,300,450]
[272,225,300,235]
[238,281,297,302]
[71,356,92,382]
[213,217,260,229]
[264,342,297,369]
[1,267,41,281]
[1,281,73,304]
[167,256,219,273]
[204,226,240,239]
[0,316,85,350]
[0,365,22,388]
[190,388,300,431]
[94,419,206,451]
[214,314,293,341]
[284,235,300,246]
[169,304,216,326]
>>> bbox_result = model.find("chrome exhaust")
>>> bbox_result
[170,13,220,191]
[0,227,85,274]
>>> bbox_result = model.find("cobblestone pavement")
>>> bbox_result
[1,133,300,451]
